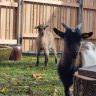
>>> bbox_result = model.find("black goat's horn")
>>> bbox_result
[61,23,69,29]
[76,23,82,30]
[44,25,49,29]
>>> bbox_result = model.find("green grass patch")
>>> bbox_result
[0,55,65,96]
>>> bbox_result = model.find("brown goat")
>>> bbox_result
[35,24,57,66]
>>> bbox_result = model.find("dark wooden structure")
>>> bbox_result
[74,65,96,96]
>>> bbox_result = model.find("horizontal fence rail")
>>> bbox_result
[0,2,18,7]
[23,0,96,10]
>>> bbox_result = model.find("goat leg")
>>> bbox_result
[36,51,40,66]
[64,86,74,96]
[65,87,72,96]
[52,49,58,64]
[44,50,49,66]
[54,53,58,64]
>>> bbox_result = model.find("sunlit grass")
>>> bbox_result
[0,55,65,96]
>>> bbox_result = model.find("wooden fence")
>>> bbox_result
[0,0,96,52]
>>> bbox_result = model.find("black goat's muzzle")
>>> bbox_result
[71,51,78,58]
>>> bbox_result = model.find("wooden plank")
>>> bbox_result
[24,3,30,35]
[24,39,30,51]
[6,8,10,39]
[53,6,58,28]
[70,8,76,27]
[46,5,51,31]
[83,10,87,33]
[63,6,67,31]
[32,3,37,37]
[30,3,33,34]
[22,3,26,37]
[60,6,64,31]
[33,39,36,52]
[88,10,93,39]
[84,10,90,33]
[57,6,61,30]
[53,6,59,38]
[0,2,18,7]
[13,8,17,39]
[40,4,44,24]
[33,4,38,35]
[74,8,77,26]
[87,10,90,33]
[22,39,25,52]
[43,5,46,25]
[1,8,6,39]
[0,39,17,44]
[29,39,32,51]
[9,8,14,39]
[49,5,54,32]
[93,11,96,39]
[66,7,71,26]
[89,10,93,32]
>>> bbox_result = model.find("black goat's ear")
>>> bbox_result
[81,32,93,39]
[53,28,65,38]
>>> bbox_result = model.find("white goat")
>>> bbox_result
[80,41,96,67]
[35,24,57,66]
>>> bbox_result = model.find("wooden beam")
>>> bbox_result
[84,6,96,10]
[0,39,17,45]
[0,2,18,7]
[23,34,60,39]
[24,0,79,8]
[17,0,23,45]
[23,34,37,39]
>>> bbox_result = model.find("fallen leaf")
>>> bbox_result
[32,73,44,80]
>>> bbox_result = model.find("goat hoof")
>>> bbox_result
[43,66,48,70]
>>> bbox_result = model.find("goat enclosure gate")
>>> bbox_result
[0,0,96,53]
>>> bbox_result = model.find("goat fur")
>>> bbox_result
[35,24,57,66]
[53,23,93,96]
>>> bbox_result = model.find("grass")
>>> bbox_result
[0,55,65,96]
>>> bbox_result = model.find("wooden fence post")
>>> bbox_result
[17,0,23,45]
[78,0,83,32]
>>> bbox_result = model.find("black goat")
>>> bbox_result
[53,23,93,96]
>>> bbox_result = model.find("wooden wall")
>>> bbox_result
[22,0,78,52]
[0,0,18,40]
[0,0,96,52]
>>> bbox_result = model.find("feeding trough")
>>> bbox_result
[0,45,12,61]
[0,45,22,61]
[74,65,96,96]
